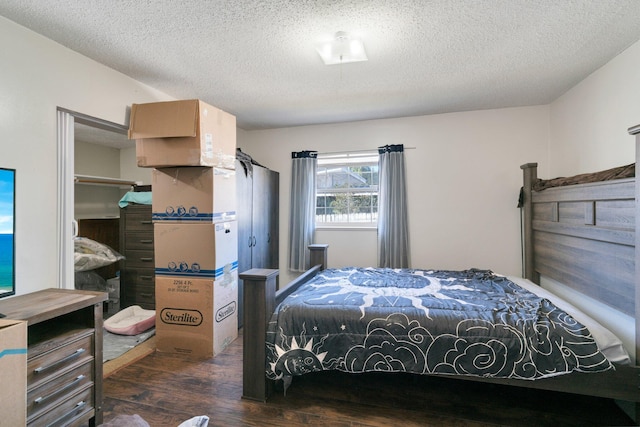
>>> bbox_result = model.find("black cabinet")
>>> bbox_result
[236,162,279,327]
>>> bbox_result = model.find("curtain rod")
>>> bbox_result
[318,146,416,156]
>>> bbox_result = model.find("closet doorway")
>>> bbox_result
[56,108,133,290]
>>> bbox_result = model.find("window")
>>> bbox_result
[316,152,379,226]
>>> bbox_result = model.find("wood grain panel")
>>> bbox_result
[533,231,634,315]
[533,202,558,222]
[557,201,585,225]
[532,178,634,203]
[527,168,635,318]
[532,219,634,246]
[595,199,635,230]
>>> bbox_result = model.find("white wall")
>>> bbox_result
[74,141,123,219]
[121,146,153,185]
[549,40,640,176]
[238,106,550,284]
[74,141,151,220]
[0,17,171,296]
[75,141,121,178]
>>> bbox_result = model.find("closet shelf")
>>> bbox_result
[74,174,143,187]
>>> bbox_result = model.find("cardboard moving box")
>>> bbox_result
[154,222,238,278]
[155,271,238,357]
[130,99,236,169]
[154,221,239,357]
[0,319,27,426]
[152,167,236,223]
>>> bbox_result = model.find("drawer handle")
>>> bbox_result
[140,220,152,225]
[139,239,153,244]
[46,400,87,427]
[140,257,153,262]
[34,348,85,374]
[140,275,153,281]
[34,375,86,405]
[140,293,153,298]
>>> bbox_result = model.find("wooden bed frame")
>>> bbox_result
[241,124,640,421]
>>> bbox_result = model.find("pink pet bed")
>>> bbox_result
[104,305,156,335]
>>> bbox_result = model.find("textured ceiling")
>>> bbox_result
[2,1,640,130]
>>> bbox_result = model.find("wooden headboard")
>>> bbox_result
[520,165,634,316]
[521,124,639,364]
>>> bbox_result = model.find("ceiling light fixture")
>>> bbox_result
[316,31,368,65]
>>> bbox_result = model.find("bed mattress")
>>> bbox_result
[266,267,628,383]
[508,276,629,365]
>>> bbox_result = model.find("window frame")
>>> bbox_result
[315,152,379,229]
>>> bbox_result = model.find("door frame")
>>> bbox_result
[56,108,128,289]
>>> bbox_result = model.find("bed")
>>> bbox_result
[240,124,640,422]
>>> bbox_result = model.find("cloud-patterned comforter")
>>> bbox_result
[265,267,612,382]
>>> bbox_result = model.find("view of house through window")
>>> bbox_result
[316,152,379,226]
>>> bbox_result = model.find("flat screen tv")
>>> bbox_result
[0,168,15,302]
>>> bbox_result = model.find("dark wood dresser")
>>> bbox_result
[119,203,155,309]
[0,288,107,427]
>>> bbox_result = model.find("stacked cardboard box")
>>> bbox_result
[0,319,27,425]
[129,99,236,169]
[129,99,238,358]
[151,167,236,223]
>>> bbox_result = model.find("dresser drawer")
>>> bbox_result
[27,361,94,421]
[124,267,155,286]
[123,206,153,231]
[126,282,155,299]
[27,334,94,390]
[122,267,156,309]
[125,231,154,250]
[124,249,155,268]
[125,284,155,309]
[28,384,94,427]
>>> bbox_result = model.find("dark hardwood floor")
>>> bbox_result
[102,331,635,427]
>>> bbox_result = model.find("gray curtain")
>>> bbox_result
[377,144,410,268]
[288,150,318,271]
